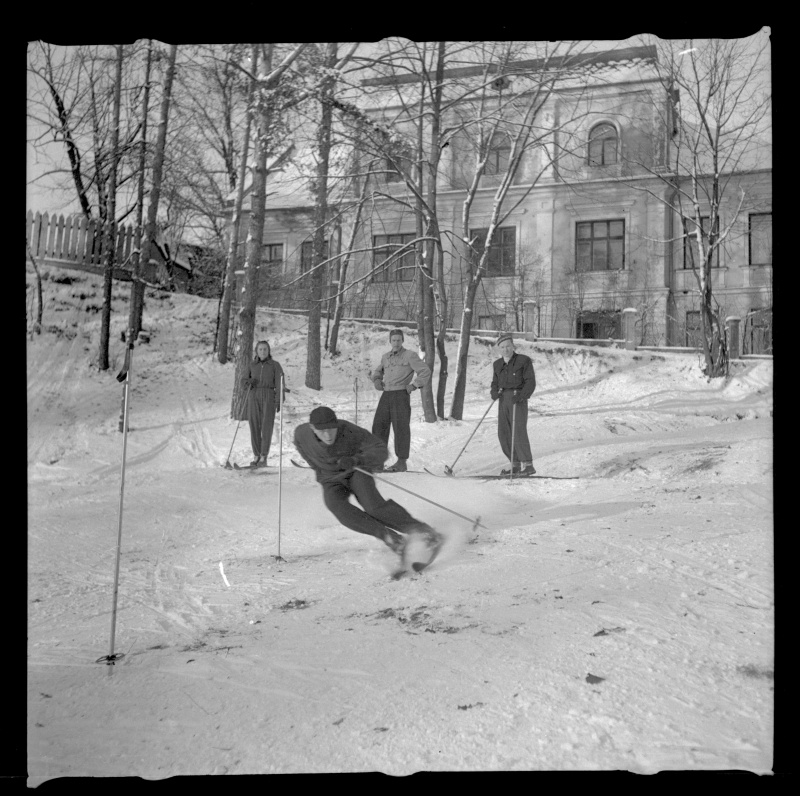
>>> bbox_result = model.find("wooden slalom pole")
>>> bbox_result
[97,340,134,665]
[275,374,285,561]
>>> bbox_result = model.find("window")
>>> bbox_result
[685,310,703,348]
[588,123,618,166]
[261,243,284,288]
[470,227,516,277]
[744,307,772,355]
[749,213,772,265]
[300,239,329,274]
[386,156,404,183]
[683,216,719,269]
[576,310,621,340]
[576,220,624,272]
[373,233,416,282]
[485,134,511,176]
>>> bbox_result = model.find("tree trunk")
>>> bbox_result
[328,167,368,356]
[232,44,274,418]
[434,235,449,418]
[127,40,153,342]
[26,241,43,334]
[305,43,338,391]
[217,43,259,365]
[450,275,480,420]
[426,41,447,420]
[98,45,123,371]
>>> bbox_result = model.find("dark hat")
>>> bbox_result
[309,406,338,428]
[496,333,514,346]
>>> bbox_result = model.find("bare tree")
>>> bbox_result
[623,34,771,376]
[98,45,124,371]
[448,41,593,419]
[217,44,259,364]
[305,42,339,391]
[127,39,153,342]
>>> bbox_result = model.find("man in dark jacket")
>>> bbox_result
[490,334,536,475]
[293,406,437,555]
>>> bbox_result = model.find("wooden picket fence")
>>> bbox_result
[26,210,137,270]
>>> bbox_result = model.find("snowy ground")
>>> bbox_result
[26,267,774,780]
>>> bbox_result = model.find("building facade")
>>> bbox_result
[229,45,772,353]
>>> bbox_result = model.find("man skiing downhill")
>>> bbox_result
[293,406,440,563]
[490,334,536,475]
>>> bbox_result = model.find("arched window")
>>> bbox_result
[588,123,618,166]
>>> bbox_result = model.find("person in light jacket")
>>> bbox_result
[490,333,536,475]
[241,340,284,467]
[370,329,431,472]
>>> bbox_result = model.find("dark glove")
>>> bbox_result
[248,378,259,388]
[338,455,360,471]
[514,391,526,404]
[406,384,417,394]
[490,390,499,401]
[374,380,385,392]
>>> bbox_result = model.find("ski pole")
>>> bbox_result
[444,398,497,475]
[98,340,134,665]
[223,384,252,469]
[354,377,358,426]
[510,396,517,483]
[275,375,285,561]
[354,466,486,529]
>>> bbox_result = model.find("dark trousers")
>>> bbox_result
[498,393,532,464]
[372,389,411,459]
[322,471,419,540]
[247,389,276,457]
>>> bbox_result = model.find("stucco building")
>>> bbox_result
[228,44,772,353]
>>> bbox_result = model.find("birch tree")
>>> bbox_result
[98,45,124,371]
[130,43,179,341]
[217,44,259,364]
[305,42,339,391]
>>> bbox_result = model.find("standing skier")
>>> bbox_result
[294,406,439,558]
[241,340,284,468]
[370,329,431,472]
[490,334,536,475]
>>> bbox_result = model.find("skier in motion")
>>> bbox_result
[294,406,440,564]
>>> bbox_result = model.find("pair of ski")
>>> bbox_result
[289,460,473,579]
[423,467,580,481]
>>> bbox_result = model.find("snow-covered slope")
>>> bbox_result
[27,267,773,779]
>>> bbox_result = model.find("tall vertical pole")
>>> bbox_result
[276,374,284,561]
[98,341,134,665]
[354,377,358,425]
[510,399,517,484]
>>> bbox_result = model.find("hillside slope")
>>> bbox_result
[27,268,774,779]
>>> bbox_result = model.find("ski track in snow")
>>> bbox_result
[26,267,774,780]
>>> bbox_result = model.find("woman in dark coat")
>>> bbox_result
[241,340,284,467]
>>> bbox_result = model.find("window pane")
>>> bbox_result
[593,221,608,239]
[609,239,624,269]
[750,213,772,264]
[609,220,624,238]
[592,240,607,270]
[604,138,617,165]
[588,140,601,166]
[577,223,592,239]
[576,241,591,272]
